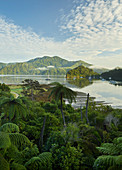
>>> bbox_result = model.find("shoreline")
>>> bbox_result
[4,83,122,110]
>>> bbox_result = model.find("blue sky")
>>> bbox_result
[0,0,122,68]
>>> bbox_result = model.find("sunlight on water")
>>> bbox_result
[0,75,122,109]
[69,80,122,109]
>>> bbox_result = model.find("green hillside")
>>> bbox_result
[0,56,91,75]
[66,65,99,79]
[0,63,7,70]
[101,67,122,81]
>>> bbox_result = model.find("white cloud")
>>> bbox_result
[0,0,122,68]
[0,17,74,62]
[61,0,122,52]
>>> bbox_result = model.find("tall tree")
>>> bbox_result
[21,79,42,100]
[48,82,77,126]
[86,93,90,124]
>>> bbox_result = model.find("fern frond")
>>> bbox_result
[93,155,122,169]
[0,112,5,119]
[38,152,52,162]
[97,143,120,155]
[0,123,19,133]
[0,132,11,149]
[6,144,23,164]
[113,137,122,144]
[38,152,52,169]
[24,157,42,170]
[25,152,52,170]
[10,162,26,170]
[115,155,122,166]
[9,133,31,149]
[0,153,10,170]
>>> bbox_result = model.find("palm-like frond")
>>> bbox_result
[113,137,122,144]
[49,82,77,103]
[9,133,31,149]
[0,96,11,106]
[38,152,52,163]
[97,137,122,155]
[10,162,26,170]
[93,155,122,169]
[0,132,11,149]
[0,112,5,119]
[25,152,52,170]
[0,153,10,170]
[94,137,122,169]
[97,143,120,155]
[0,96,27,120]
[0,123,19,133]
[48,82,77,126]
[24,157,42,170]
[6,144,24,165]
[18,96,31,106]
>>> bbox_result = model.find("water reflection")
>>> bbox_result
[67,78,93,88]
[0,75,122,109]
[0,75,66,85]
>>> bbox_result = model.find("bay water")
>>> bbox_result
[0,75,122,109]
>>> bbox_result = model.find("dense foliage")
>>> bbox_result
[0,82,122,170]
[66,65,99,79]
[0,63,6,70]
[101,68,122,81]
[0,56,91,75]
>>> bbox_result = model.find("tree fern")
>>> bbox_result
[93,137,122,169]
[0,132,11,149]
[0,153,10,170]
[24,157,42,170]
[9,133,31,149]
[0,96,27,121]
[0,123,19,133]
[6,144,23,164]
[93,155,122,170]
[10,162,26,170]
[25,152,52,170]
[38,152,52,165]
[96,143,120,155]
[115,137,122,144]
[97,137,122,155]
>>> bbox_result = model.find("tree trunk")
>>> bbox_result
[80,105,83,121]
[86,93,89,124]
[61,94,66,127]
[31,88,34,101]
[39,116,46,152]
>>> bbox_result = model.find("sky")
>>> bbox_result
[0,0,122,68]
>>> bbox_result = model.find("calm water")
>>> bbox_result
[0,75,122,109]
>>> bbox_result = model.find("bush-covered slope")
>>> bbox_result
[0,56,91,75]
[66,65,99,79]
[0,63,7,70]
[101,68,122,81]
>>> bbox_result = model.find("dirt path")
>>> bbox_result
[11,92,19,98]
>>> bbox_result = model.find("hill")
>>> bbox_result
[66,65,99,79]
[101,67,122,81]
[0,63,7,70]
[0,56,91,75]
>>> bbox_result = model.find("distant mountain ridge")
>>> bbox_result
[0,56,91,75]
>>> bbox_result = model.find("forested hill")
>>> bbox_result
[101,68,122,81]
[0,63,7,70]
[0,56,91,75]
[66,65,99,79]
